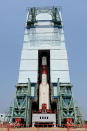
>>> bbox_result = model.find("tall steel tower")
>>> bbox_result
[10,7,82,127]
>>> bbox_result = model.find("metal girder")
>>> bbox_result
[56,79,78,125]
[11,79,32,126]
[51,7,62,28]
[34,83,38,102]
[27,7,62,28]
[27,8,36,27]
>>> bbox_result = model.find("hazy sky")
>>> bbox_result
[0,0,87,119]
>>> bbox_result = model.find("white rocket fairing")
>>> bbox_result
[39,57,50,110]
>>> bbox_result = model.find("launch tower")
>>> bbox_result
[10,7,82,127]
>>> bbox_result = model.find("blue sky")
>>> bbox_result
[0,0,87,119]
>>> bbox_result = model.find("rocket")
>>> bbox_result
[39,57,50,111]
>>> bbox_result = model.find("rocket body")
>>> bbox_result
[39,57,50,110]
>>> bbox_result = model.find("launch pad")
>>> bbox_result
[6,7,82,127]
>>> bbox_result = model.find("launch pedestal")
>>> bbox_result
[32,114,56,127]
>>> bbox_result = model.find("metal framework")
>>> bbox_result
[56,80,75,125]
[11,79,32,126]
[27,7,62,28]
[10,79,82,126]
[51,80,82,126]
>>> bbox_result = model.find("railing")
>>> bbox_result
[0,123,87,131]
